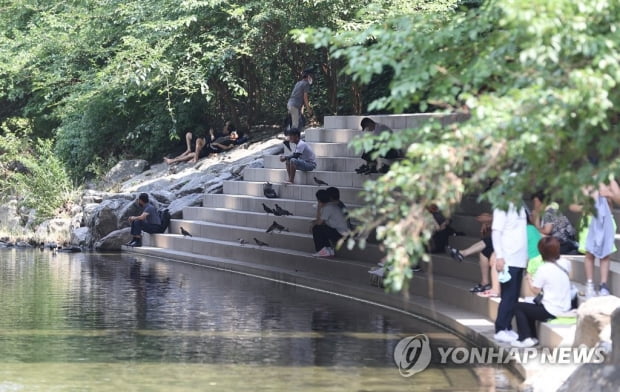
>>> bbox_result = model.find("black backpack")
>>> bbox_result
[158,208,171,233]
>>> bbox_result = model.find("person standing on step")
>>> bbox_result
[286,69,314,134]
[126,193,162,247]
[492,201,528,343]
[355,118,400,174]
[279,129,316,185]
[570,183,616,297]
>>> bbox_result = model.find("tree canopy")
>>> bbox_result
[300,0,620,290]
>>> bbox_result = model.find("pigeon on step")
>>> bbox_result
[238,238,248,246]
[254,238,269,247]
[180,227,192,237]
[274,204,293,216]
[313,177,329,186]
[262,203,275,214]
[266,220,288,233]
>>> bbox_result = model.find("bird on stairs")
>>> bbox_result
[266,220,289,234]
[313,176,329,186]
[180,227,193,237]
[274,204,293,216]
[254,238,269,247]
[262,203,275,214]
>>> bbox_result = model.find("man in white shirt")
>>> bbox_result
[279,129,316,184]
[492,202,528,343]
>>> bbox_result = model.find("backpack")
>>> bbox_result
[263,182,278,199]
[158,208,171,233]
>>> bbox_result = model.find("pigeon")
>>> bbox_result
[314,176,329,186]
[262,203,275,214]
[238,238,248,246]
[254,238,269,247]
[180,227,192,237]
[266,220,289,234]
[274,204,293,216]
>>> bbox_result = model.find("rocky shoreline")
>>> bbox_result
[0,130,285,252]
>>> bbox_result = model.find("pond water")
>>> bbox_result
[0,249,520,391]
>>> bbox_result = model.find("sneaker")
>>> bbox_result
[599,283,611,296]
[313,247,334,257]
[494,330,518,343]
[470,283,491,293]
[446,246,464,262]
[327,247,335,256]
[511,337,538,348]
[506,330,519,341]
[128,239,142,247]
[411,264,422,272]
[585,281,597,299]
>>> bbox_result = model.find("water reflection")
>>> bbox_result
[0,249,520,391]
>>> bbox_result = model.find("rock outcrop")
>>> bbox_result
[0,134,284,249]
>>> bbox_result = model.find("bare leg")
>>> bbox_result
[600,255,610,284]
[192,138,206,163]
[489,253,500,294]
[284,160,293,183]
[289,160,297,183]
[461,240,485,257]
[164,152,196,165]
[584,252,595,281]
[184,132,193,154]
[478,253,490,286]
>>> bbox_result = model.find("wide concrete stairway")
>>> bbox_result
[127,113,620,366]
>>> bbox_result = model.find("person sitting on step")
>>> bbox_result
[311,190,350,257]
[530,191,579,255]
[126,193,163,247]
[511,236,572,348]
[446,213,500,296]
[279,129,316,185]
[355,117,400,174]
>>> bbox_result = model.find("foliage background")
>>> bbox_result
[2,0,618,293]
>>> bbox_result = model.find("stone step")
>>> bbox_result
[202,193,355,218]
[323,113,468,131]
[223,181,364,204]
[143,233,373,283]
[184,206,319,233]
[429,253,483,285]
[305,142,359,157]
[243,167,377,187]
[262,154,365,172]
[168,219,384,263]
[303,128,362,143]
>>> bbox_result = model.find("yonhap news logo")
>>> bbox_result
[394,334,606,377]
[393,334,432,377]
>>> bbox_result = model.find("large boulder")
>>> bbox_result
[103,159,149,188]
[71,226,91,247]
[574,296,620,348]
[0,198,23,231]
[34,218,73,243]
[94,227,132,251]
[89,199,128,242]
[167,193,203,219]
[174,173,216,196]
